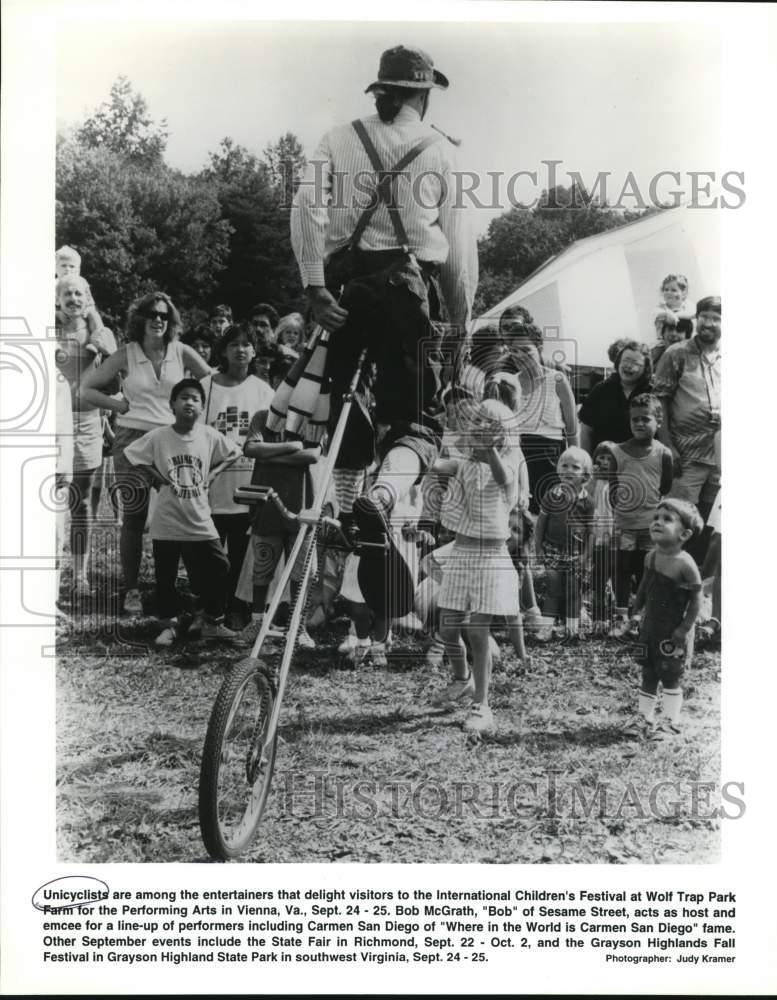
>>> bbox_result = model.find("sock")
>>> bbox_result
[638,691,657,723]
[334,469,364,515]
[662,688,683,725]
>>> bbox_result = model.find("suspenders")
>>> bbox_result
[348,119,442,255]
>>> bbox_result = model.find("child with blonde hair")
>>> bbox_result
[534,446,594,640]
[652,273,694,367]
[55,247,111,356]
[431,398,523,735]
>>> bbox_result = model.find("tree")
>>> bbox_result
[56,132,231,323]
[262,132,307,208]
[202,138,304,318]
[76,76,169,165]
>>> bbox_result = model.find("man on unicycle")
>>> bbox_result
[291,44,478,620]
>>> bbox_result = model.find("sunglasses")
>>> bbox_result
[145,309,169,321]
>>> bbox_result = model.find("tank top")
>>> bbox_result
[638,549,700,657]
[518,367,565,439]
[611,442,666,531]
[117,340,186,431]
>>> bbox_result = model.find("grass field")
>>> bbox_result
[57,525,721,865]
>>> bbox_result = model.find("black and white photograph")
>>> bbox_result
[1,0,774,994]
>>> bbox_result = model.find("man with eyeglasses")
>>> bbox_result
[654,295,721,520]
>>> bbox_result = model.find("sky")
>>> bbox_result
[55,15,723,236]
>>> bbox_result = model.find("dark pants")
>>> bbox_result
[325,249,444,472]
[213,513,251,612]
[616,548,648,610]
[152,538,229,620]
[520,434,564,514]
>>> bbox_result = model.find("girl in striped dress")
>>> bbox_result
[432,399,522,735]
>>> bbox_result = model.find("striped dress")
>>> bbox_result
[438,449,522,616]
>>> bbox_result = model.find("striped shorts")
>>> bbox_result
[437,538,520,617]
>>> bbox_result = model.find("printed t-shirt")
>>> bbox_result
[123,424,241,541]
[200,375,274,514]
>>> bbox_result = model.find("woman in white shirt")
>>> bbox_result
[80,291,211,614]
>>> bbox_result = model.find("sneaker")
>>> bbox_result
[123,588,143,615]
[155,622,179,647]
[354,495,415,620]
[649,719,682,741]
[186,612,204,638]
[344,640,371,668]
[338,631,359,655]
[370,642,388,668]
[463,703,495,735]
[296,627,315,650]
[432,672,475,707]
[201,617,238,640]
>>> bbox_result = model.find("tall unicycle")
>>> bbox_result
[198,349,369,860]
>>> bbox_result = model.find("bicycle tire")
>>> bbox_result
[199,658,278,861]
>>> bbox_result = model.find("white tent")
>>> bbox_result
[476,205,720,370]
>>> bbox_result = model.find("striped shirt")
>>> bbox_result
[291,105,478,328]
[653,337,721,466]
[441,449,522,541]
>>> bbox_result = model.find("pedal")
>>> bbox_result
[234,485,275,506]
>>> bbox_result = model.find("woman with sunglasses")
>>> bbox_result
[81,291,212,614]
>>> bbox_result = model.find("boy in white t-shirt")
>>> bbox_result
[123,379,243,646]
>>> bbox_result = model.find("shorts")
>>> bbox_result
[437,538,519,617]
[637,637,690,691]
[113,425,155,486]
[72,408,103,473]
[669,462,720,513]
[251,533,316,587]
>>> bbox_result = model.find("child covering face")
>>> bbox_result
[431,399,523,736]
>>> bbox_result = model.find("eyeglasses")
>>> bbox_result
[145,310,169,321]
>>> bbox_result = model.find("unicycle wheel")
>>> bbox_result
[199,657,277,860]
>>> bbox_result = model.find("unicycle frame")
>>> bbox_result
[238,348,374,735]
[200,349,374,857]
